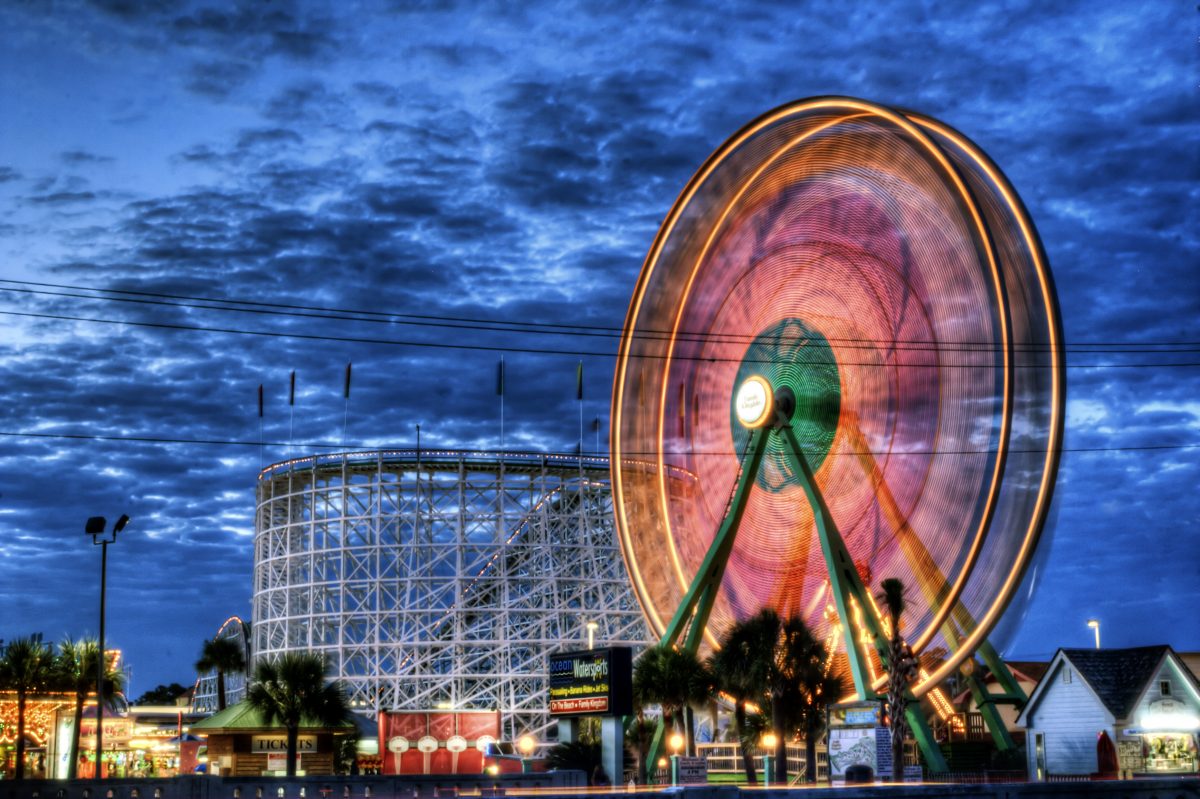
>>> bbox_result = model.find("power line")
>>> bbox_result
[0,277,1195,355]
[1,429,1196,456]
[1,308,1196,370]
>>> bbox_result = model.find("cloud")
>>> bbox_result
[60,149,115,165]
[26,191,99,205]
[170,4,339,61]
[185,59,256,99]
[0,0,1196,691]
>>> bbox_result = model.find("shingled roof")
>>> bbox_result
[191,701,355,732]
[1063,645,1170,720]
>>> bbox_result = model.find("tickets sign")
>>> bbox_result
[548,647,632,717]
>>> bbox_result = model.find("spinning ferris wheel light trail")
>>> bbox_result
[610,97,1065,773]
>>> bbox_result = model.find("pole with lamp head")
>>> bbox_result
[1087,619,1100,649]
[87,514,129,780]
[668,732,684,786]
[517,734,537,774]
[760,732,778,787]
[586,621,599,650]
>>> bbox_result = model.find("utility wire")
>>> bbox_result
[1,308,1195,370]
[0,278,1195,354]
[0,429,1196,456]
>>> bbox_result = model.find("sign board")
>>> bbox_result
[548,647,632,717]
[1118,740,1144,773]
[266,753,288,772]
[829,700,882,728]
[676,756,707,785]
[79,718,134,742]
[828,727,877,783]
[251,735,317,753]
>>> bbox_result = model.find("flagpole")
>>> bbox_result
[257,383,264,468]
[288,370,296,458]
[342,362,352,449]
[498,356,505,454]
[576,360,583,465]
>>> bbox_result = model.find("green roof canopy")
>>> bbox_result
[191,701,355,733]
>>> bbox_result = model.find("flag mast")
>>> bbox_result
[576,361,584,460]
[288,370,296,457]
[342,362,352,449]
[497,356,506,454]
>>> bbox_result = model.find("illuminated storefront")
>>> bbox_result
[0,692,72,779]
[1117,695,1200,775]
[51,705,204,779]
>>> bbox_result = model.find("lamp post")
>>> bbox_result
[668,732,684,786]
[87,514,129,780]
[517,734,537,773]
[761,732,778,787]
[586,621,599,650]
[1087,619,1100,649]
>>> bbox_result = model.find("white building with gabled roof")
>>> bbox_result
[1017,645,1199,779]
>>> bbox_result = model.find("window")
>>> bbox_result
[1160,680,1172,697]
[1062,667,1072,683]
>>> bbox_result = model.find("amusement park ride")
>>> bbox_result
[610,98,1066,773]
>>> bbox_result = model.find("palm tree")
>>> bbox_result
[719,609,838,784]
[0,637,55,779]
[765,613,817,784]
[786,636,845,783]
[632,646,709,749]
[708,615,774,783]
[878,577,916,781]
[623,714,657,784]
[722,609,794,783]
[195,636,247,711]
[56,637,126,780]
[245,652,350,776]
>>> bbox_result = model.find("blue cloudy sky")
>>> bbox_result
[0,1,1196,694]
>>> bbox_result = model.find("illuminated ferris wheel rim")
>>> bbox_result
[656,99,1014,658]
[610,96,1066,695]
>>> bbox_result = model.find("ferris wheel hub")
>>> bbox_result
[734,375,774,428]
[772,385,796,429]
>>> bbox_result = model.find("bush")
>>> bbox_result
[547,741,602,782]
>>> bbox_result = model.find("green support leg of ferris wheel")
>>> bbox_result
[778,423,949,774]
[641,397,951,780]
[641,426,770,781]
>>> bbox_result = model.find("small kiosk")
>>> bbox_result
[191,701,355,776]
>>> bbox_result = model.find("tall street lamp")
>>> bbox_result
[1087,619,1100,649]
[87,514,129,779]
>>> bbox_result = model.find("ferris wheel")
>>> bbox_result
[611,97,1065,763]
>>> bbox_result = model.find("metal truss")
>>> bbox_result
[251,450,654,741]
[192,616,252,714]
